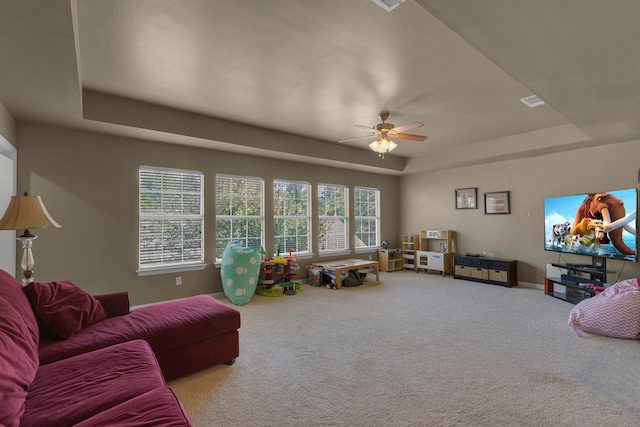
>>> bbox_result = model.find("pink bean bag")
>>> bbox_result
[568,278,640,338]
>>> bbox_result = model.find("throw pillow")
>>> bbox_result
[220,242,261,306]
[24,281,108,339]
[568,280,640,339]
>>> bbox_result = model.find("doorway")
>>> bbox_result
[0,135,16,275]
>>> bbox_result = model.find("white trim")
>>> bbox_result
[215,174,265,262]
[139,165,204,176]
[273,179,312,255]
[0,136,16,275]
[137,262,207,276]
[318,249,351,258]
[138,166,205,269]
[354,186,380,249]
[355,247,379,254]
[216,172,263,181]
[318,183,349,253]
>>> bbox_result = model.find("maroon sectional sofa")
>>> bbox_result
[0,269,241,426]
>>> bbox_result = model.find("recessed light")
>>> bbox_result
[520,95,545,108]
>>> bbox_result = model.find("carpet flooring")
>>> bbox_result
[169,270,640,426]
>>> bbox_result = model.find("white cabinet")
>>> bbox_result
[416,251,445,272]
[416,251,447,275]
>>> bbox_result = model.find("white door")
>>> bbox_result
[0,136,16,275]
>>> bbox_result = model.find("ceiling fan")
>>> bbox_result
[339,112,427,158]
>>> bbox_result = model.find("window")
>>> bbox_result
[138,167,204,274]
[354,187,380,248]
[215,174,264,260]
[318,184,348,253]
[273,180,311,256]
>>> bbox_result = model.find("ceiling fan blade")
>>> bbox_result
[354,124,380,132]
[391,122,423,133]
[338,134,377,143]
[394,133,427,141]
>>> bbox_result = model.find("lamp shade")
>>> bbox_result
[0,193,61,234]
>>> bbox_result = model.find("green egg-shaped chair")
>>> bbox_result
[220,242,261,305]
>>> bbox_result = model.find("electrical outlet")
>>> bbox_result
[176,276,182,286]
[368,254,372,260]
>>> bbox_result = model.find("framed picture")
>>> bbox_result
[455,187,477,209]
[484,191,510,214]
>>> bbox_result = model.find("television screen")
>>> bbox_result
[544,188,637,262]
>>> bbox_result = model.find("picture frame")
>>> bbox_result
[455,187,477,209]
[484,191,510,215]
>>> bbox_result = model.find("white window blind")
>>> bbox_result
[215,174,264,260]
[138,167,204,271]
[273,180,311,256]
[318,183,348,252]
[354,186,380,248]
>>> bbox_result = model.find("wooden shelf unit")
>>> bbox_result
[401,234,419,271]
[416,229,455,276]
[378,248,403,272]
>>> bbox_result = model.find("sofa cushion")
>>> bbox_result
[0,269,39,344]
[73,387,192,427]
[24,280,108,339]
[0,298,40,427]
[21,339,165,427]
[38,294,240,365]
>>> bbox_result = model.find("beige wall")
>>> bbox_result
[16,122,400,305]
[13,120,640,302]
[400,140,640,285]
[0,102,16,147]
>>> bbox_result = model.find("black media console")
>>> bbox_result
[453,255,517,287]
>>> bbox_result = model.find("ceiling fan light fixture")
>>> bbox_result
[341,112,426,158]
[369,136,397,157]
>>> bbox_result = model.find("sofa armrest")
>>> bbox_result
[94,291,130,317]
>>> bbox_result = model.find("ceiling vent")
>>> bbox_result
[371,0,406,12]
[520,95,545,108]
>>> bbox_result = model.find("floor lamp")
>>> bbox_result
[0,192,61,285]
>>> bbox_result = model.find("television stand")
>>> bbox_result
[544,276,605,304]
[546,256,613,304]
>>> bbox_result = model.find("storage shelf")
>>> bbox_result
[402,234,419,271]
[378,248,403,272]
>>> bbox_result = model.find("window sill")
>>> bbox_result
[214,252,315,268]
[355,247,380,254]
[137,263,207,277]
[318,250,352,258]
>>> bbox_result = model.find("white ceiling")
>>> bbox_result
[1,0,639,175]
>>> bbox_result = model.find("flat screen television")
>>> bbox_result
[544,188,637,262]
